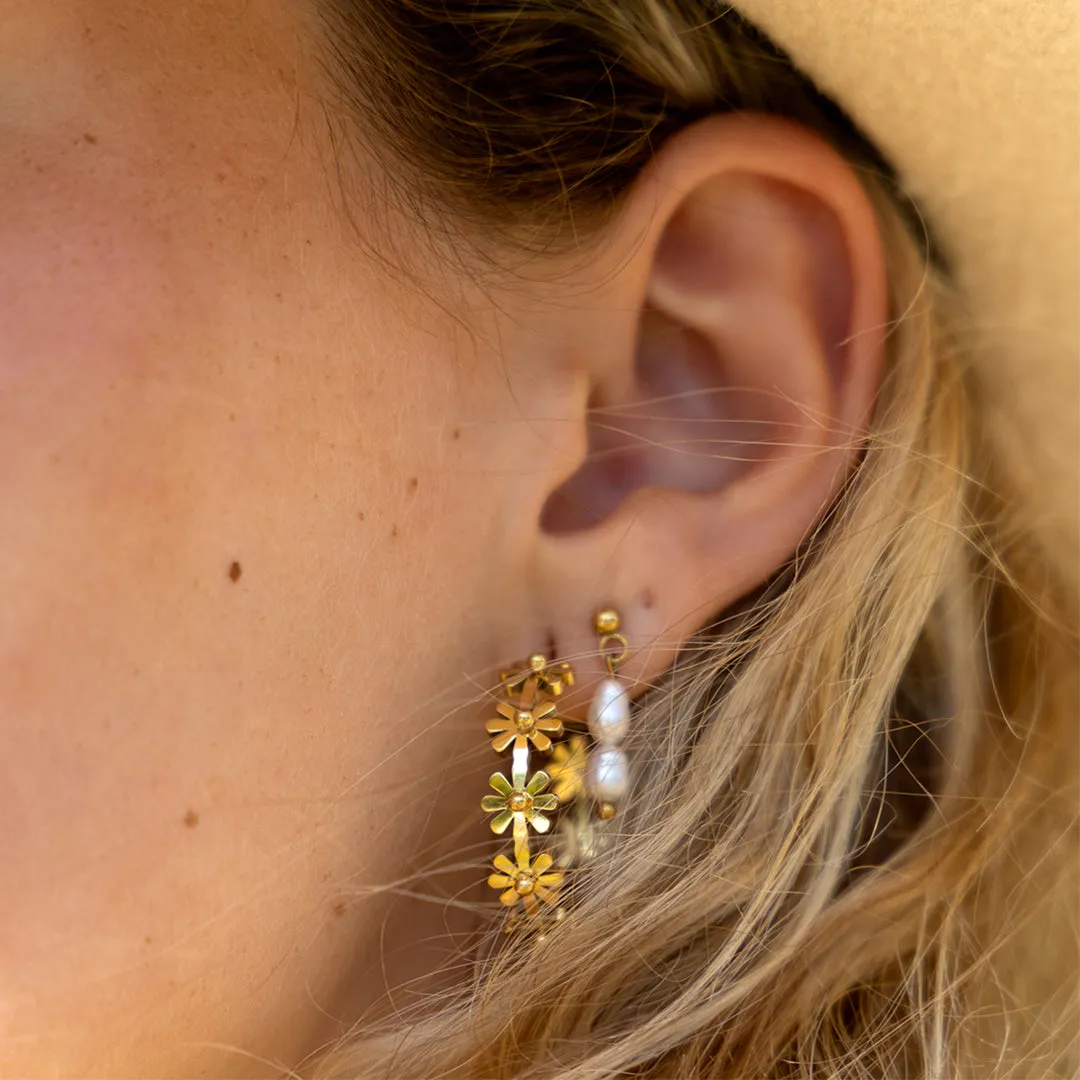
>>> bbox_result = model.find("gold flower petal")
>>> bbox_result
[489,810,514,834]
[525,771,551,795]
[535,715,564,734]
[525,810,551,833]
[496,701,517,722]
[488,873,512,889]
[499,888,520,907]
[481,795,507,812]
[485,717,514,734]
[490,730,516,752]
[532,794,559,812]
[535,701,556,720]
[538,872,563,888]
[489,773,513,796]
[533,853,554,875]
[547,737,587,794]
[552,780,574,801]
[534,884,559,904]
[530,732,553,753]
[493,854,516,876]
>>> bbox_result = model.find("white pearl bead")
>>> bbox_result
[588,747,629,802]
[587,677,630,745]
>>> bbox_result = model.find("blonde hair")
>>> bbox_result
[308,2,1079,1076]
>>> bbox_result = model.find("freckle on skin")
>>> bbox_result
[357,511,365,521]
[83,133,98,145]
[641,587,656,610]
[333,902,347,917]
[228,561,242,582]
[391,524,398,538]
[452,428,461,440]
[408,476,419,493]
[183,810,199,829]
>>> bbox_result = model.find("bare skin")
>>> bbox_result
[0,2,887,1075]
[0,3,525,1072]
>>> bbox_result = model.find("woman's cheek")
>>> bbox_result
[0,130,262,963]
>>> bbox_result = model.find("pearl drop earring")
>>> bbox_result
[586,609,632,819]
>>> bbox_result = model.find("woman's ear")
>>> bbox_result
[522,114,888,683]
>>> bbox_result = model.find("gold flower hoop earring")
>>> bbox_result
[482,610,633,926]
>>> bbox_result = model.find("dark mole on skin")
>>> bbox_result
[183,809,199,828]
[83,133,97,144]
[641,587,656,610]
[452,428,461,440]
[333,901,347,917]
[407,476,419,493]
[228,561,242,582]
[391,524,399,538]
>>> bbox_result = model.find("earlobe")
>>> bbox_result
[531,114,887,682]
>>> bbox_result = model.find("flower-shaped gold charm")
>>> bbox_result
[481,771,559,834]
[488,849,563,916]
[486,700,564,753]
[501,653,576,699]
[546,735,588,802]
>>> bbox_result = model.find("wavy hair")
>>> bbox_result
[305,3,1079,1076]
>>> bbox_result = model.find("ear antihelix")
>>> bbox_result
[541,168,851,536]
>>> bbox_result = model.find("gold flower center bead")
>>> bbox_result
[514,710,536,733]
[508,790,532,813]
[514,872,537,896]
